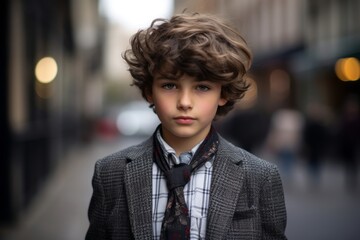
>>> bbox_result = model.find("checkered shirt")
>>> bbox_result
[152,130,214,239]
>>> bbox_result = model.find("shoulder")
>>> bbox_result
[94,137,153,174]
[218,136,279,180]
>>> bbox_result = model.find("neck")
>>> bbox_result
[171,140,200,157]
[161,126,211,156]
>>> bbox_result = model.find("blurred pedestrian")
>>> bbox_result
[266,108,304,181]
[216,108,271,153]
[86,13,287,239]
[338,95,360,191]
[303,102,328,187]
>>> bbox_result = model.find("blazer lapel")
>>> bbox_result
[124,138,153,239]
[206,138,245,239]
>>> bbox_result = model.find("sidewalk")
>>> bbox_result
[2,137,144,240]
[280,158,360,240]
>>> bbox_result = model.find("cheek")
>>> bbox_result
[198,100,220,116]
[153,97,172,115]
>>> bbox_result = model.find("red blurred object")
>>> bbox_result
[95,118,119,140]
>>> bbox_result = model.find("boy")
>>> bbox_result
[86,13,287,239]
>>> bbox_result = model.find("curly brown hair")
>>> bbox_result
[122,13,252,116]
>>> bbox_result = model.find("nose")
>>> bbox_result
[177,89,192,110]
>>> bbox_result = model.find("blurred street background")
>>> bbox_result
[1,0,360,239]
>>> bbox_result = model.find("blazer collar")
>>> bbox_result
[124,137,153,239]
[206,136,246,239]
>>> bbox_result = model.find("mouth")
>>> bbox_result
[174,116,196,124]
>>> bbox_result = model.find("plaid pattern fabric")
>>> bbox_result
[152,129,214,239]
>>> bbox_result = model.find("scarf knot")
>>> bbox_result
[164,163,192,190]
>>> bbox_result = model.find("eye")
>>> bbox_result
[196,84,210,92]
[161,83,177,90]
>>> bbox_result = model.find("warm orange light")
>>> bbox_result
[35,57,58,83]
[335,58,347,81]
[335,57,360,81]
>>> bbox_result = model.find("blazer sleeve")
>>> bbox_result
[259,165,287,240]
[86,160,108,240]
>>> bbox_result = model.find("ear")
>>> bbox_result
[218,98,227,106]
[145,90,153,104]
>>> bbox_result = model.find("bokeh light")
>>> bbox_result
[335,57,360,82]
[35,57,58,84]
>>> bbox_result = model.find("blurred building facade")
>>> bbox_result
[1,0,104,225]
[174,0,360,154]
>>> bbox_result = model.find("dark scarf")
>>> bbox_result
[153,125,219,240]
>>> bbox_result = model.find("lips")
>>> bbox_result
[174,116,195,124]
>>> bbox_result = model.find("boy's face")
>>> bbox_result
[147,73,227,148]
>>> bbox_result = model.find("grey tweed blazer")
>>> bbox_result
[86,136,287,240]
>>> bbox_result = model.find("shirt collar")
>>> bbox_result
[156,128,203,165]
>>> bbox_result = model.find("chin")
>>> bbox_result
[174,127,207,139]
[172,129,196,138]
